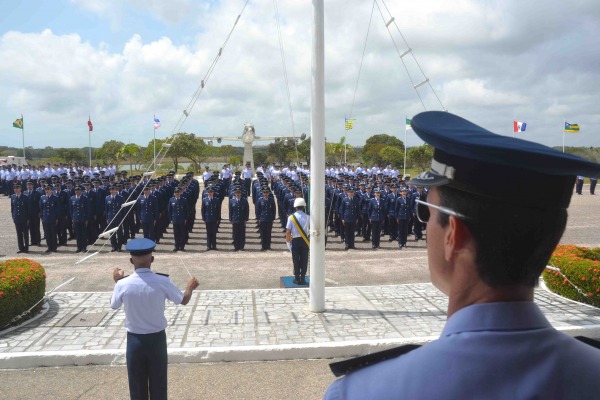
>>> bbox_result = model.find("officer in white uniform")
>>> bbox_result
[111,238,199,400]
[285,198,310,285]
[324,111,600,399]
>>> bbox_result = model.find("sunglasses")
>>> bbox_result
[415,199,467,223]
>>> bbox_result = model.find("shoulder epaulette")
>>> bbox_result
[116,275,129,281]
[329,344,421,377]
[575,336,600,350]
[155,272,170,277]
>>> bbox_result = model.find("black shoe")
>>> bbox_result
[388,238,394,242]
[173,248,178,252]
[76,249,82,253]
[111,249,116,252]
[206,247,211,251]
[345,246,349,250]
[293,278,301,285]
[180,248,185,252]
[372,245,377,249]
[362,238,369,242]
[44,249,52,253]
[300,278,308,285]
[17,250,24,254]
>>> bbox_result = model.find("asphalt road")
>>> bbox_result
[0,359,334,400]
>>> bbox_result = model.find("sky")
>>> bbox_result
[0,0,599,152]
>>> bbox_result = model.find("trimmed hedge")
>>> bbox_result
[0,259,46,329]
[543,245,600,308]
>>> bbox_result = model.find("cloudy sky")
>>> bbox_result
[0,0,599,152]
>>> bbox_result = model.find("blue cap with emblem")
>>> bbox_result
[125,238,156,256]
[408,111,600,209]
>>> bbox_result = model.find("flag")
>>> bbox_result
[88,116,93,132]
[513,121,527,133]
[12,116,23,129]
[564,122,580,133]
[345,117,355,130]
[154,117,161,129]
[406,118,411,129]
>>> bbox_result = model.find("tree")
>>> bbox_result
[167,132,209,172]
[378,146,404,167]
[296,138,311,164]
[266,139,296,164]
[220,145,236,162]
[142,138,167,165]
[56,148,85,163]
[96,140,125,165]
[117,143,143,174]
[362,134,404,165]
[407,144,434,170]
[229,155,243,167]
[325,137,358,164]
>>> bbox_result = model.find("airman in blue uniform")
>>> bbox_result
[24,180,42,246]
[105,185,125,252]
[201,187,219,250]
[168,187,189,251]
[11,183,30,253]
[137,185,159,241]
[69,185,89,253]
[255,187,276,250]
[229,187,249,251]
[395,187,410,248]
[368,188,385,249]
[340,186,360,250]
[40,185,59,252]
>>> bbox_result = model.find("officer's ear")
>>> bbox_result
[130,258,134,265]
[151,256,154,263]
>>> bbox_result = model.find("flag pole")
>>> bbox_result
[21,114,25,158]
[344,117,347,165]
[562,119,565,153]
[153,115,156,169]
[404,116,407,178]
[88,115,92,167]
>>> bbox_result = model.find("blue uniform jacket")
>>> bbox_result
[69,195,90,223]
[229,196,249,223]
[367,197,385,222]
[395,196,411,220]
[137,194,159,223]
[256,196,276,222]
[105,194,124,223]
[201,196,219,222]
[40,194,59,224]
[340,195,360,223]
[11,194,29,223]
[168,196,189,224]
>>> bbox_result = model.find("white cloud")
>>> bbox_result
[0,0,599,151]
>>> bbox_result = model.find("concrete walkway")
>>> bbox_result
[2,283,600,369]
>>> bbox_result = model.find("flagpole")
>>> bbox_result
[88,115,92,167]
[21,114,25,159]
[344,117,347,165]
[153,114,156,169]
[404,117,407,178]
[562,119,565,153]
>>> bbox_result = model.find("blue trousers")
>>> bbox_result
[126,330,168,400]
[291,237,309,279]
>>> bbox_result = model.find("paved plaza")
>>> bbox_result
[0,184,599,369]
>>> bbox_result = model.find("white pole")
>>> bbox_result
[562,119,565,153]
[21,115,25,159]
[88,118,92,167]
[310,0,325,313]
[153,114,156,168]
[403,116,407,178]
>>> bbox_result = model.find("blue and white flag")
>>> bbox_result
[153,117,161,129]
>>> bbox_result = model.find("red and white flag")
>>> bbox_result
[88,116,93,132]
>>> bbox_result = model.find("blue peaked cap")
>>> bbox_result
[125,238,156,255]
[408,111,600,209]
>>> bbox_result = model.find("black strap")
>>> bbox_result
[156,272,170,277]
[575,336,600,350]
[329,344,421,377]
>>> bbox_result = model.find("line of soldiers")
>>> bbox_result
[9,170,200,254]
[325,174,427,250]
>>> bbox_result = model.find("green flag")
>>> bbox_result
[405,118,411,129]
[13,116,23,129]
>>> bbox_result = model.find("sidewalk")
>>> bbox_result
[1,283,600,369]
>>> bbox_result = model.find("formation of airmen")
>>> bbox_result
[6,160,428,254]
